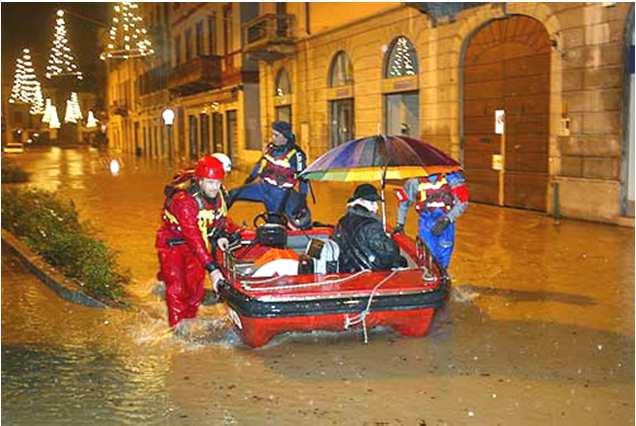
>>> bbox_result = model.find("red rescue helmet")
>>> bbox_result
[194,155,225,180]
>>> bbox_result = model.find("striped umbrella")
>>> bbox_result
[301,135,461,182]
[301,135,462,230]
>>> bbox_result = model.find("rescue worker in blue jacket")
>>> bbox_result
[394,171,469,269]
[229,121,311,228]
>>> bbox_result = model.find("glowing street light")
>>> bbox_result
[162,107,175,162]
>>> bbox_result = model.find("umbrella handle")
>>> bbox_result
[381,187,387,233]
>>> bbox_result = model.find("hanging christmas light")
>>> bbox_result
[49,106,61,129]
[45,10,83,80]
[86,110,98,128]
[100,2,154,60]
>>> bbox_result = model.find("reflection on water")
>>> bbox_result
[2,147,634,425]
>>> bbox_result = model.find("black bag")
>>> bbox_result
[256,213,287,248]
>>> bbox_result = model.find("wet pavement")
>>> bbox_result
[2,147,634,425]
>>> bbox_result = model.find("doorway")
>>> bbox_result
[462,15,550,210]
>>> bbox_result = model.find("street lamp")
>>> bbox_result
[162,107,175,162]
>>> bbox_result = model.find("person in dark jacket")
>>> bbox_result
[333,184,405,272]
[229,121,311,228]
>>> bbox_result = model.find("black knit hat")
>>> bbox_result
[348,184,381,203]
[272,120,294,143]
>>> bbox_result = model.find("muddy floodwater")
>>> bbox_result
[2,147,634,425]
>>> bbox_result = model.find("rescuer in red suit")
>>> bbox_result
[156,155,237,328]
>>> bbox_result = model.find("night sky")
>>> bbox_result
[1,3,109,94]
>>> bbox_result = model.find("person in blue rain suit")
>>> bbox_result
[394,171,469,269]
[229,121,311,229]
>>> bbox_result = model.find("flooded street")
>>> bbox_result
[2,147,634,425]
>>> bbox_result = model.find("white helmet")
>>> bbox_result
[211,153,232,173]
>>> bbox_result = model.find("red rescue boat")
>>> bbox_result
[217,225,449,348]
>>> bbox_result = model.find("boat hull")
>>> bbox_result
[218,277,448,348]
[231,307,436,348]
[217,227,449,347]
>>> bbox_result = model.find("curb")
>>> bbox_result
[2,229,108,308]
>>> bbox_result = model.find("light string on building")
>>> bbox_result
[389,36,416,77]
[45,10,83,80]
[100,2,154,60]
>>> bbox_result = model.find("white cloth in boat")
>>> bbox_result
[253,258,300,277]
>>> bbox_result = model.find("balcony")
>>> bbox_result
[168,55,222,96]
[243,14,296,62]
[138,63,170,96]
[110,102,128,117]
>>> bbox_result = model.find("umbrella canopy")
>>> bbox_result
[301,135,461,182]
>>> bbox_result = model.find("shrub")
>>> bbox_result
[1,162,29,183]
[1,188,129,302]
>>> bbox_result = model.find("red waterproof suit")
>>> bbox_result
[155,185,234,327]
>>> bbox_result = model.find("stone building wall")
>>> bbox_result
[256,2,633,223]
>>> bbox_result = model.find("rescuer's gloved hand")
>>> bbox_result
[431,216,451,236]
[217,237,230,252]
[392,223,405,235]
[209,269,224,293]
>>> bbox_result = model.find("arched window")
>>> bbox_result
[275,68,291,96]
[329,51,353,87]
[385,36,418,78]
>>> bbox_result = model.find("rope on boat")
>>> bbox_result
[343,270,397,344]
[241,269,371,291]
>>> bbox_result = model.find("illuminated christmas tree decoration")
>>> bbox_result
[29,81,45,115]
[8,54,26,104]
[45,9,83,80]
[49,106,61,129]
[86,110,98,128]
[9,48,46,114]
[63,92,83,123]
[64,99,76,123]
[41,99,53,123]
[100,2,154,60]
[70,92,82,121]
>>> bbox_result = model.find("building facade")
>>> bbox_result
[105,2,634,225]
[244,2,634,224]
[106,3,263,166]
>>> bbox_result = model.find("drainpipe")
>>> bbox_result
[552,181,561,224]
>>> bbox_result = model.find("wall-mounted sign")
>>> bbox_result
[381,76,418,93]
[492,154,503,171]
[495,110,505,134]
[326,86,353,100]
